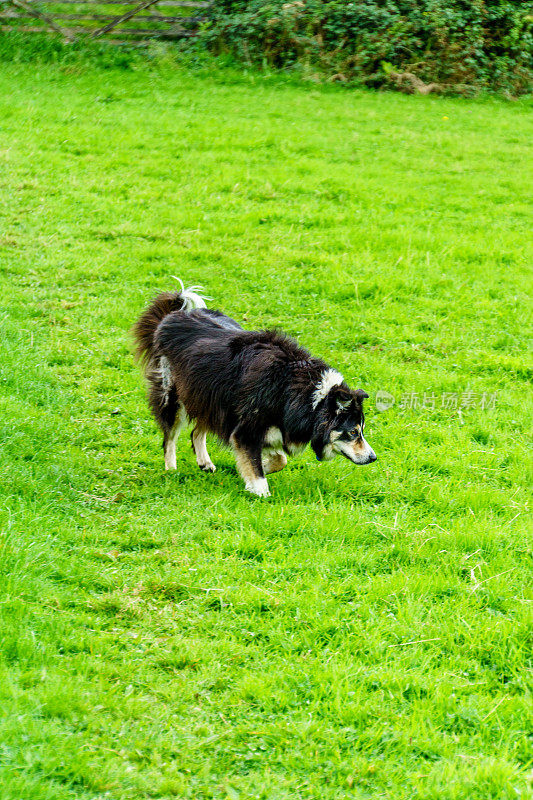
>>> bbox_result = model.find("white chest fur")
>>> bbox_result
[264,427,306,457]
[264,427,284,449]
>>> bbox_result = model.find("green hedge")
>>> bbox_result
[201,0,533,94]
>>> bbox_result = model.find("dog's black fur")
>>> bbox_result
[134,285,376,496]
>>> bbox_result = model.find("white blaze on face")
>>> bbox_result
[312,369,344,409]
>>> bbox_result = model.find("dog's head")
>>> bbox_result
[311,386,377,465]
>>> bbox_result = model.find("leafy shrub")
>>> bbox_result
[201,0,533,94]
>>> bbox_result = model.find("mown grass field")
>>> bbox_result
[0,60,532,799]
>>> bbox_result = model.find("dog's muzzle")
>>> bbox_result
[333,438,377,465]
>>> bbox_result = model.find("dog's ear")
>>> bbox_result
[330,386,352,413]
[336,396,351,411]
[354,389,369,404]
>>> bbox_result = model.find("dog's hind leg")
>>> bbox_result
[162,400,186,470]
[148,363,186,470]
[262,450,287,475]
[230,428,270,497]
[191,427,216,473]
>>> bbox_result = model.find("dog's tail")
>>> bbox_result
[133,279,210,366]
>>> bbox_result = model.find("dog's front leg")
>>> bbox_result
[191,427,216,473]
[229,430,270,497]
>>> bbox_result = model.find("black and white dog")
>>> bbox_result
[134,282,377,496]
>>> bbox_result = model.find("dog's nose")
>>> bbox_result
[368,452,377,462]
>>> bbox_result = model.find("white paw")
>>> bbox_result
[199,462,216,473]
[245,478,271,497]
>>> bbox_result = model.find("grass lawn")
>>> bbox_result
[0,60,532,799]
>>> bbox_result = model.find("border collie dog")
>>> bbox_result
[134,282,377,497]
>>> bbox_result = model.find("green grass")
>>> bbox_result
[0,61,532,800]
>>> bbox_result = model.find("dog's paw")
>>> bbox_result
[199,462,216,473]
[245,479,271,497]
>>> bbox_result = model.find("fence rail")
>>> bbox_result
[0,0,210,41]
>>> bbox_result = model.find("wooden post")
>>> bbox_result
[0,0,74,40]
[91,0,166,38]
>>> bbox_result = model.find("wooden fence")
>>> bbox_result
[0,0,211,43]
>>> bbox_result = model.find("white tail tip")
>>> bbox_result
[171,276,212,311]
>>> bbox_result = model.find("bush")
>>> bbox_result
[201,0,533,94]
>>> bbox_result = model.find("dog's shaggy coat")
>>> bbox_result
[134,284,376,496]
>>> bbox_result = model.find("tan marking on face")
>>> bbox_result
[350,439,367,455]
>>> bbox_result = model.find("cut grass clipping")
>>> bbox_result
[0,62,532,799]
